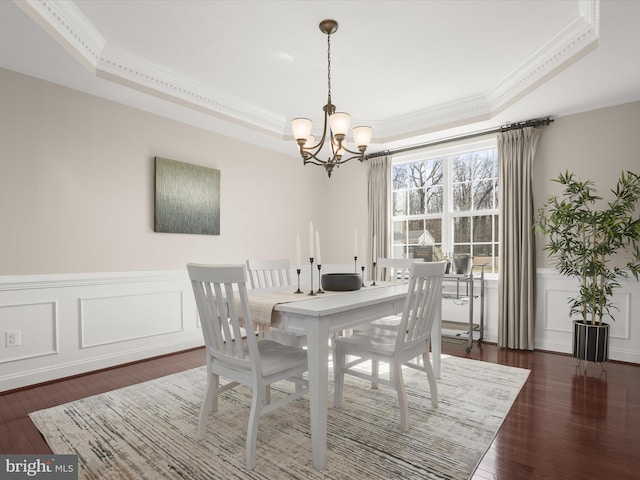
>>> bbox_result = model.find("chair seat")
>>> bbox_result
[335,331,398,356]
[210,339,307,377]
[254,339,308,376]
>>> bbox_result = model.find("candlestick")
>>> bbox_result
[317,264,324,294]
[371,261,377,286]
[354,229,358,257]
[315,230,322,265]
[294,268,303,294]
[308,257,317,296]
[373,234,377,264]
[361,265,367,287]
[354,255,358,273]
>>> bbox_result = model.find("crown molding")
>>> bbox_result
[96,44,285,137]
[376,0,599,143]
[16,0,600,145]
[485,0,599,113]
[14,0,105,73]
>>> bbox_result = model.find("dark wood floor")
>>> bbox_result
[1,341,638,479]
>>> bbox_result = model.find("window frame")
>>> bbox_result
[390,137,499,273]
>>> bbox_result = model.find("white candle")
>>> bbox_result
[315,230,322,264]
[373,234,377,262]
[354,229,358,257]
[296,234,301,269]
[362,238,365,266]
[309,222,314,259]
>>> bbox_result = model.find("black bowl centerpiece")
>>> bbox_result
[321,273,362,291]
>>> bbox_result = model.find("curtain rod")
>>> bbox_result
[364,116,554,160]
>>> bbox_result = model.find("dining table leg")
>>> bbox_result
[306,318,329,469]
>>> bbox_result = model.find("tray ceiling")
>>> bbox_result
[2,0,639,155]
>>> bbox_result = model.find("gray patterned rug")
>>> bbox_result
[30,355,529,479]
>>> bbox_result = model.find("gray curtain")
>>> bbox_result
[367,156,391,281]
[498,127,540,350]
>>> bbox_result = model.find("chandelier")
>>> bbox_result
[291,19,373,178]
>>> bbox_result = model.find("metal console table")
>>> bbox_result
[442,264,486,352]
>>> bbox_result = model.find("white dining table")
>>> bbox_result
[268,283,442,470]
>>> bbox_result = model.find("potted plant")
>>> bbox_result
[535,170,640,363]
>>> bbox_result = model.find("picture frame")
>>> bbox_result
[154,157,220,235]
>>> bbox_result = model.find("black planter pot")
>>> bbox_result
[572,320,609,363]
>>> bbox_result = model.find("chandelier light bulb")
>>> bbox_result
[353,126,373,148]
[329,112,351,137]
[291,118,313,141]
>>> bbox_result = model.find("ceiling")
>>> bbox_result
[2,0,639,158]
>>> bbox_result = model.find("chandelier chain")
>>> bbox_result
[327,33,332,104]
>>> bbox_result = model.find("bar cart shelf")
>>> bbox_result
[442,264,486,352]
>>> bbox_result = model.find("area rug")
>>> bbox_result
[30,355,529,480]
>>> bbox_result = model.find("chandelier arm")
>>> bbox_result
[303,157,332,167]
[340,145,366,156]
[304,111,331,154]
[332,153,365,166]
[299,101,338,161]
[301,151,340,166]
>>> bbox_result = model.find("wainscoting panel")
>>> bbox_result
[80,290,183,348]
[0,270,202,392]
[535,269,639,363]
[0,268,637,391]
[0,301,58,364]
[545,290,631,338]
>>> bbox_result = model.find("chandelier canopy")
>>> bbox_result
[291,19,373,178]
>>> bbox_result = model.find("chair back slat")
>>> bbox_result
[246,259,292,288]
[377,257,425,282]
[204,281,226,352]
[188,263,259,369]
[396,262,446,349]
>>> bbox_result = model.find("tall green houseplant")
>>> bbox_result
[536,170,640,362]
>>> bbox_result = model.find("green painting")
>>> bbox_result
[154,157,220,235]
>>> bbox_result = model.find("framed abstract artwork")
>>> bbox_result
[154,157,220,235]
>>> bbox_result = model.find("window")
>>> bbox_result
[391,138,499,273]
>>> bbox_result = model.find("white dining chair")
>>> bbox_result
[333,261,446,431]
[187,263,309,470]
[377,257,424,282]
[245,258,292,289]
[245,258,307,347]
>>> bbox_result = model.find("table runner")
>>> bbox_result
[245,289,341,327]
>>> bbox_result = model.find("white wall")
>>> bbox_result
[0,67,325,275]
[533,101,640,268]
[0,67,329,390]
[530,101,640,363]
[1,67,639,391]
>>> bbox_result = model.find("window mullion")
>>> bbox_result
[442,155,453,255]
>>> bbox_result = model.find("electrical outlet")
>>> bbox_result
[5,330,21,347]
